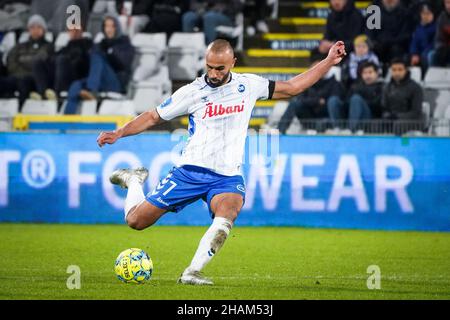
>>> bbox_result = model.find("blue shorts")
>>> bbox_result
[146,165,246,217]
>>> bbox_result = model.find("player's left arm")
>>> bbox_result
[271,41,346,99]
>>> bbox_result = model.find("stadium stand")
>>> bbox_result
[131,32,167,81]
[168,32,206,81]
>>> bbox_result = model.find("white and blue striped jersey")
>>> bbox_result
[156,72,273,176]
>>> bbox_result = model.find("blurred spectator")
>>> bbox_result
[343,34,380,86]
[318,0,364,55]
[30,0,90,34]
[347,61,383,132]
[55,28,92,93]
[65,15,134,114]
[245,0,270,36]
[143,0,187,39]
[31,27,93,99]
[409,2,437,74]
[2,14,53,106]
[382,58,424,134]
[182,0,244,44]
[430,0,450,66]
[367,0,413,67]
[117,0,152,37]
[277,59,345,134]
[88,0,119,37]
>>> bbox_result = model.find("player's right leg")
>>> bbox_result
[110,167,166,230]
[126,201,166,230]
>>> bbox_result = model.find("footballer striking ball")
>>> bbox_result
[114,248,153,283]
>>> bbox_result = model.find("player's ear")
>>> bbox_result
[231,57,237,69]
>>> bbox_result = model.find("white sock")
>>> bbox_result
[186,217,233,273]
[124,176,145,219]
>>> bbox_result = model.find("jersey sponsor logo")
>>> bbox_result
[202,101,245,119]
[237,184,245,192]
[159,97,172,109]
[238,84,245,93]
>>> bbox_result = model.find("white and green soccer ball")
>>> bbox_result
[114,248,153,283]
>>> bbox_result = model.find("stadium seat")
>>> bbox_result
[266,101,288,128]
[18,31,54,44]
[54,32,70,52]
[98,92,126,100]
[424,67,450,89]
[0,98,19,117]
[0,98,19,131]
[87,12,105,38]
[427,89,450,119]
[434,108,450,136]
[410,67,422,83]
[0,31,16,64]
[93,32,104,44]
[0,119,10,131]
[60,100,97,115]
[129,66,172,114]
[424,87,450,136]
[21,100,57,115]
[422,101,431,123]
[329,66,342,82]
[79,101,98,115]
[266,101,304,135]
[168,32,206,80]
[98,99,136,116]
[131,32,167,82]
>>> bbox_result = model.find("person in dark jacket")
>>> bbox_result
[31,27,93,100]
[277,59,345,134]
[430,0,450,66]
[382,58,424,134]
[55,28,93,93]
[318,0,364,55]
[347,61,384,132]
[367,0,414,66]
[65,15,135,114]
[409,2,436,74]
[144,0,187,39]
[182,0,244,44]
[2,14,53,106]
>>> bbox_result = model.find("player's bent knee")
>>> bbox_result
[215,204,241,221]
[126,202,166,231]
[126,213,147,231]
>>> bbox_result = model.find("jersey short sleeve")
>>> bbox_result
[243,73,274,101]
[156,84,194,120]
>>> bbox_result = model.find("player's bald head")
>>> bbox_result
[206,39,235,59]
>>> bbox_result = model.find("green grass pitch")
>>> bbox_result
[0,223,449,300]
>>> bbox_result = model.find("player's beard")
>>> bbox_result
[206,72,231,88]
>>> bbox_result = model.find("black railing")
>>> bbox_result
[275,119,450,136]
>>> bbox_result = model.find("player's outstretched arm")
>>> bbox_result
[271,41,346,99]
[97,109,164,147]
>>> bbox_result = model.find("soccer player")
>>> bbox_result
[97,39,346,285]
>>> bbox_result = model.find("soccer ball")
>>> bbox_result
[114,248,153,283]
